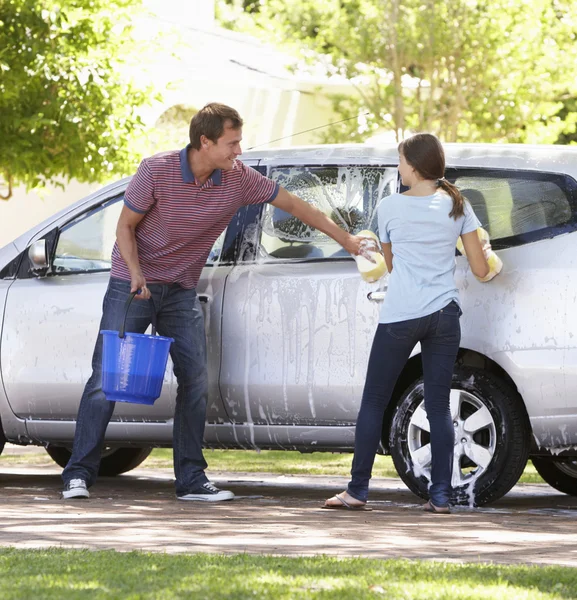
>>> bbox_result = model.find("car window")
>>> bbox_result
[53,197,123,273]
[449,169,576,249]
[260,166,397,259]
[53,195,227,274]
[206,229,226,264]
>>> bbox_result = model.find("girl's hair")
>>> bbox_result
[398,133,465,219]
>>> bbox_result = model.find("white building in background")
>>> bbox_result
[0,0,356,246]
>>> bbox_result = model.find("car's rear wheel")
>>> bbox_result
[45,445,153,476]
[532,457,577,496]
[389,366,530,506]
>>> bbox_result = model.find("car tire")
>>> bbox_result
[532,457,577,496]
[45,445,153,476]
[389,366,530,506]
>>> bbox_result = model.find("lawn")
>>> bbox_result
[0,549,575,600]
[144,448,546,485]
[0,446,546,484]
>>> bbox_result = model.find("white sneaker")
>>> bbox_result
[62,478,90,499]
[177,482,234,502]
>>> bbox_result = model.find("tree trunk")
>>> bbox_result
[389,0,405,141]
[424,0,436,132]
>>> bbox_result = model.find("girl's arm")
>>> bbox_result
[381,243,393,273]
[461,231,490,279]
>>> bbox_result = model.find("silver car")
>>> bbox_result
[1,143,577,506]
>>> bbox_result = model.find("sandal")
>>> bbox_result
[422,500,451,514]
[322,492,372,511]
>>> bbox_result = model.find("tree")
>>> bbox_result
[217,0,577,144]
[0,0,153,200]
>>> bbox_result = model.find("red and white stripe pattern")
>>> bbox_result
[111,148,278,289]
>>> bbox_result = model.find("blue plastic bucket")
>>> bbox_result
[101,292,174,405]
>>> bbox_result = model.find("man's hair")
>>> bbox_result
[189,103,243,149]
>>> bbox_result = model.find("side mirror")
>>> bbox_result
[28,239,49,271]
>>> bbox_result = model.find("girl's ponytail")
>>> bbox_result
[400,133,466,220]
[438,178,465,219]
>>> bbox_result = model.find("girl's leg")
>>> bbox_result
[346,320,419,502]
[420,302,461,507]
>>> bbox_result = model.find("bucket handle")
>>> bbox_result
[118,291,158,339]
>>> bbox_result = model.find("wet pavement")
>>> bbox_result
[1,453,577,566]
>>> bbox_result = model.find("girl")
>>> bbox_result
[324,133,490,513]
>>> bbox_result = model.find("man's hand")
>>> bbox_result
[343,234,368,257]
[116,205,149,298]
[131,272,150,300]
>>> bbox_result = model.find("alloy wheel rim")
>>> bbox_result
[407,388,497,489]
[555,460,577,478]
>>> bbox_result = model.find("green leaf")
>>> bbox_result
[216,0,577,144]
[0,0,155,194]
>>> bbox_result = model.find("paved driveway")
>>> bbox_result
[1,454,576,566]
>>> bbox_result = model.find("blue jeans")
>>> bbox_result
[347,301,461,507]
[63,277,209,496]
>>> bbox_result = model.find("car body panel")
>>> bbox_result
[220,261,384,427]
[456,232,577,447]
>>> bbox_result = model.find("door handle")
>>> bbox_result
[198,295,210,304]
[367,291,386,302]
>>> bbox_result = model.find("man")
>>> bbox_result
[62,103,364,501]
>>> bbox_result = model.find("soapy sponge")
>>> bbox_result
[355,229,387,283]
[456,227,502,282]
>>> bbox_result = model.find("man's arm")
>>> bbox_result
[270,187,364,255]
[116,205,151,299]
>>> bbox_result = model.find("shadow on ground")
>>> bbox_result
[1,464,577,566]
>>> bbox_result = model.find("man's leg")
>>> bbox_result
[62,278,152,495]
[156,285,232,501]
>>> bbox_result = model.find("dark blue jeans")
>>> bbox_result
[348,301,461,507]
[62,277,209,496]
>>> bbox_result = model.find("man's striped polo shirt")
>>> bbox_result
[110,145,279,289]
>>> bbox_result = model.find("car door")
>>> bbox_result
[1,192,231,431]
[219,163,398,426]
[448,167,577,446]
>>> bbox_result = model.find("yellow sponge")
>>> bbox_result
[457,228,502,282]
[355,230,387,283]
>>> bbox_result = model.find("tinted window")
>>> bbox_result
[260,166,397,259]
[448,169,577,249]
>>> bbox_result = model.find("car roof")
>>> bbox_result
[243,142,577,175]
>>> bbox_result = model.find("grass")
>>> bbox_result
[147,448,400,477]
[145,448,547,484]
[0,446,546,484]
[0,549,576,600]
